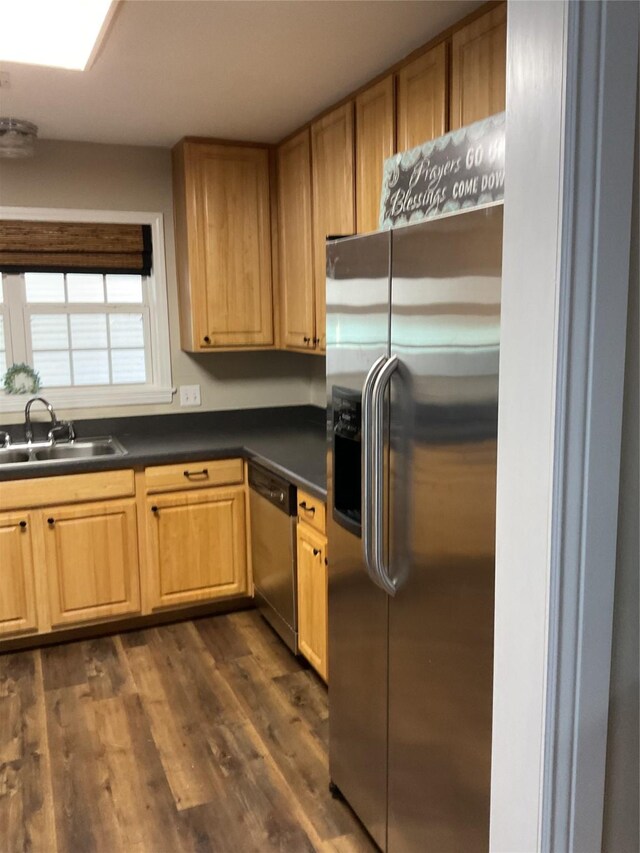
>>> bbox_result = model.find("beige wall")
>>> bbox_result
[0,138,326,423]
[309,357,327,407]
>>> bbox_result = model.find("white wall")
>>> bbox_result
[0,138,325,423]
[489,4,568,847]
[491,3,638,849]
[602,60,639,852]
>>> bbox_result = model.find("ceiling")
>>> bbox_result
[0,0,480,149]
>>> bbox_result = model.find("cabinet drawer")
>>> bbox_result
[297,489,326,534]
[144,458,244,494]
[0,469,134,512]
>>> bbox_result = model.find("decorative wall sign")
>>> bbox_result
[379,112,505,229]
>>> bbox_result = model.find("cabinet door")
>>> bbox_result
[146,486,247,610]
[396,42,447,151]
[450,3,507,130]
[311,103,355,351]
[277,130,316,350]
[189,142,274,348]
[43,500,140,628]
[297,522,328,680]
[0,512,38,637]
[356,76,395,234]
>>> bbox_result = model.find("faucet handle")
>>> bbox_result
[0,430,11,448]
[48,420,76,444]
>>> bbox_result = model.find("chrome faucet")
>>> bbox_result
[24,396,58,443]
[0,430,10,448]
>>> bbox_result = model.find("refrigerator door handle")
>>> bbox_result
[362,355,387,583]
[371,354,399,596]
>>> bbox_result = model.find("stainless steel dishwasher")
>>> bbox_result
[249,462,298,653]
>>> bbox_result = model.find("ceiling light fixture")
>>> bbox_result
[0,118,38,158]
[0,0,117,71]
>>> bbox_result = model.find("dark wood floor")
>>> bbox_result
[0,610,376,853]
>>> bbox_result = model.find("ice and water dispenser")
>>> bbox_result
[332,386,362,536]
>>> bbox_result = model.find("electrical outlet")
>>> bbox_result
[179,384,201,406]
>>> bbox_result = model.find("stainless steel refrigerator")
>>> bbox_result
[326,204,503,852]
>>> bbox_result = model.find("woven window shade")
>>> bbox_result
[0,221,152,275]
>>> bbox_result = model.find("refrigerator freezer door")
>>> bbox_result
[326,230,391,851]
[387,206,503,852]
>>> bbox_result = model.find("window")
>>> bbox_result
[0,209,172,412]
[0,277,7,378]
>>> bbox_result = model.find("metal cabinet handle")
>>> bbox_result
[47,517,55,526]
[303,336,311,344]
[151,505,158,513]
[299,501,315,516]
[183,468,208,479]
[362,355,387,584]
[203,336,211,344]
[370,355,399,596]
[19,520,27,529]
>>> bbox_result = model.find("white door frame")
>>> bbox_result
[490,2,638,851]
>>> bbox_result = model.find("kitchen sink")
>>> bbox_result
[34,439,124,461]
[0,437,127,467]
[0,449,31,464]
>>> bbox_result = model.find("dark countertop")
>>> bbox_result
[0,406,328,500]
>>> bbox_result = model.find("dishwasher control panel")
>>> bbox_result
[248,462,296,516]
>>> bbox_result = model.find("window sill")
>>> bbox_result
[0,386,175,413]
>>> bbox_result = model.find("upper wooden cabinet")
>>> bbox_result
[172,140,274,351]
[396,42,448,152]
[0,512,38,637]
[311,104,356,351]
[355,77,395,233]
[450,3,507,130]
[168,5,505,359]
[277,130,316,350]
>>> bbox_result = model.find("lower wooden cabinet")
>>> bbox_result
[0,511,39,637]
[0,458,251,641]
[297,521,328,681]
[42,499,141,628]
[0,462,252,649]
[145,486,248,610]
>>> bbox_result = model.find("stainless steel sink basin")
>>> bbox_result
[0,449,31,464]
[0,436,127,467]
[34,439,124,461]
